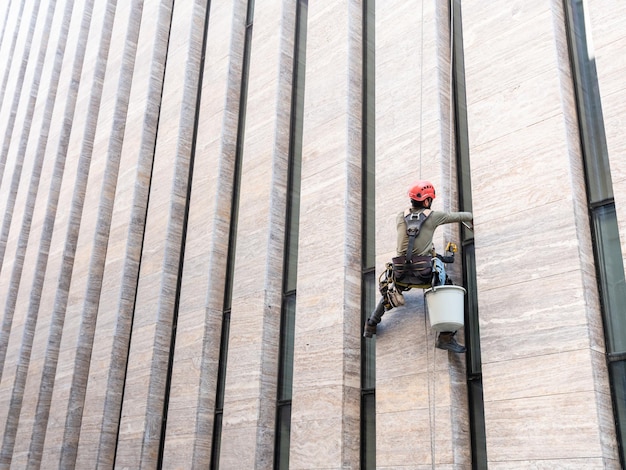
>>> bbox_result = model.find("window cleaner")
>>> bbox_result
[363,180,473,353]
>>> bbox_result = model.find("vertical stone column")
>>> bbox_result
[74,0,169,466]
[113,0,207,468]
[38,1,141,466]
[216,1,296,468]
[288,1,362,468]
[374,0,470,467]
[0,0,55,291]
[159,0,247,468]
[0,0,50,369]
[6,0,104,466]
[463,1,618,466]
[0,0,42,203]
[0,0,74,461]
[9,1,116,467]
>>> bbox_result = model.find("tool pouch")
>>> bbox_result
[378,263,405,309]
[386,284,405,308]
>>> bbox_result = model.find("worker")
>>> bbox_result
[363,180,473,354]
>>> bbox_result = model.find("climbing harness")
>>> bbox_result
[390,208,437,289]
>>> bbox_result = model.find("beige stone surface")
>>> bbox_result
[374,1,470,468]
[114,1,207,468]
[40,2,140,467]
[288,1,362,468]
[463,0,619,467]
[7,2,115,468]
[74,0,169,467]
[0,0,73,458]
[216,1,296,468]
[0,0,623,468]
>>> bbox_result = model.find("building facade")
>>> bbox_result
[0,0,624,468]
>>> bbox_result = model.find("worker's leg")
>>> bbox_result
[363,298,388,338]
[432,257,447,286]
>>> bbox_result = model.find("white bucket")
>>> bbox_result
[424,285,466,332]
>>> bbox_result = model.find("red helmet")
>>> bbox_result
[408,180,436,201]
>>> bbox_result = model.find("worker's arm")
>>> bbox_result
[431,211,473,225]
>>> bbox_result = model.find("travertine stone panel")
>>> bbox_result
[0,1,19,65]
[0,2,10,44]
[0,0,33,123]
[288,1,362,468]
[462,0,553,104]
[160,0,246,467]
[489,459,612,470]
[28,1,118,467]
[484,391,606,460]
[374,0,470,467]
[587,0,626,270]
[0,0,75,461]
[35,1,145,468]
[74,0,168,464]
[0,0,62,302]
[6,3,112,466]
[218,1,295,468]
[0,0,53,369]
[0,0,42,197]
[4,0,102,467]
[0,0,622,466]
[114,0,207,468]
[0,0,46,203]
[463,0,617,466]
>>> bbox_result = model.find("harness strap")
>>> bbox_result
[404,208,431,262]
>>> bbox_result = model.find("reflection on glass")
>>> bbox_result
[565,0,613,203]
[593,206,626,354]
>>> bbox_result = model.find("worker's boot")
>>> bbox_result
[436,331,466,353]
[363,319,377,338]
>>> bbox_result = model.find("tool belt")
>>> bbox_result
[391,254,433,286]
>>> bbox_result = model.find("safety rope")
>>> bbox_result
[418,0,425,178]
[424,292,436,470]
[426,5,456,469]
[448,0,455,214]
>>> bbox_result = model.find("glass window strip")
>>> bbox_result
[451,0,487,466]
[563,0,626,467]
[211,1,255,467]
[274,1,307,468]
[360,0,376,468]
[210,310,230,467]
[563,0,613,203]
[592,205,626,354]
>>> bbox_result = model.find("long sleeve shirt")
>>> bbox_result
[396,207,473,256]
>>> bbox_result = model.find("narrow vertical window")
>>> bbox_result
[274,1,307,468]
[211,1,255,468]
[360,0,376,467]
[564,1,626,466]
[451,0,487,466]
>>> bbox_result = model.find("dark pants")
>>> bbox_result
[367,298,387,326]
[366,293,454,337]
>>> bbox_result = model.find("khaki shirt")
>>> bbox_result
[396,207,473,256]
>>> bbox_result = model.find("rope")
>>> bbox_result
[449,0,455,214]
[424,292,436,470]
[418,0,425,178]
[423,4,455,469]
